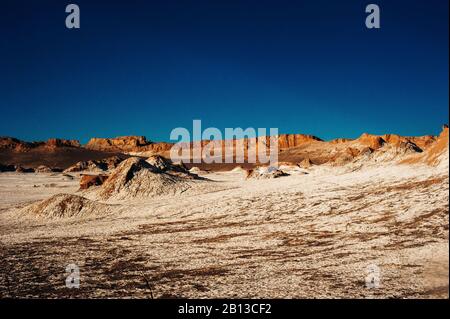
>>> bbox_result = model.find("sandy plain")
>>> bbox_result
[0,158,448,299]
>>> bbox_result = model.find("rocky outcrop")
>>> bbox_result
[0,137,80,151]
[246,166,289,179]
[85,134,321,154]
[85,136,174,153]
[145,142,174,153]
[0,137,31,151]
[14,166,35,173]
[277,134,322,149]
[64,156,124,173]
[345,147,362,158]
[146,155,196,178]
[381,134,423,153]
[79,174,109,190]
[20,194,111,219]
[356,133,430,153]
[85,136,149,151]
[64,161,103,173]
[1,128,443,171]
[298,158,313,169]
[407,135,436,150]
[45,138,80,148]
[35,165,54,173]
[424,125,449,166]
[356,133,386,150]
[146,155,175,171]
[96,157,192,200]
[401,125,449,167]
[330,138,353,144]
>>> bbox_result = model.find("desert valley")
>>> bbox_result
[0,126,448,298]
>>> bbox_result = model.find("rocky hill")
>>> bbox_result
[0,137,122,170]
[0,137,80,151]
[85,136,173,153]
[0,127,446,171]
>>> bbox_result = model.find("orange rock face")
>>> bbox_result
[85,136,150,151]
[85,136,173,153]
[423,125,449,165]
[79,174,109,190]
[400,125,448,166]
[84,134,322,155]
[357,133,386,150]
[0,137,80,152]
[381,134,405,146]
[277,134,322,149]
[345,147,362,158]
[1,127,445,171]
[330,138,353,144]
[0,137,29,151]
[407,135,437,150]
[145,142,174,153]
[356,133,434,152]
[45,138,81,148]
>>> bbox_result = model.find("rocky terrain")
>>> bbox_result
[91,157,200,201]
[0,126,448,298]
[0,137,81,151]
[85,136,173,153]
[0,137,124,171]
[0,129,441,172]
[63,156,126,173]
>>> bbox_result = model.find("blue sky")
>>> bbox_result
[0,0,448,143]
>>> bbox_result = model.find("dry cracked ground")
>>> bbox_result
[0,163,448,299]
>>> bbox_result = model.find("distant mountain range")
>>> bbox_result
[0,125,447,170]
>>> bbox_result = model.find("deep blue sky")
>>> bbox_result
[1,0,448,143]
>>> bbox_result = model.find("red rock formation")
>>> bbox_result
[85,136,174,153]
[85,136,151,151]
[79,174,109,190]
[355,133,432,153]
[381,134,404,146]
[400,126,447,166]
[0,137,30,151]
[0,137,80,151]
[330,138,353,144]
[357,133,386,150]
[84,134,321,156]
[1,127,445,171]
[421,125,448,165]
[145,142,174,153]
[345,147,362,158]
[277,134,322,149]
[408,135,436,150]
[45,138,80,148]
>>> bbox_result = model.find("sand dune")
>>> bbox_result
[20,194,112,219]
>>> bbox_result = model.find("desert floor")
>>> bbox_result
[0,163,448,298]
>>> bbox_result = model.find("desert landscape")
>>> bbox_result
[0,125,448,298]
